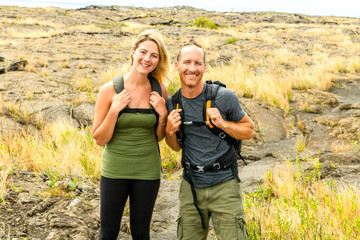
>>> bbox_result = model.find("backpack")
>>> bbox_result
[113,75,162,120]
[171,80,247,166]
[112,75,162,151]
[170,80,246,230]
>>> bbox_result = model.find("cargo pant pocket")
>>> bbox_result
[236,214,249,240]
[176,216,183,239]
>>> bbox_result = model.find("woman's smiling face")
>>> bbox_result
[131,40,159,75]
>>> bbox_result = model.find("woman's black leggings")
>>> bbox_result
[98,176,160,240]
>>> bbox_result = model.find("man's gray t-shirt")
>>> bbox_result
[166,82,246,188]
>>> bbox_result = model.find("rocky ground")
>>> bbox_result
[0,5,359,239]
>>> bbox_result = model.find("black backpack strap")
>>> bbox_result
[112,75,162,153]
[113,76,124,94]
[204,83,220,128]
[148,76,162,130]
[121,108,155,114]
[204,81,247,165]
[113,75,161,118]
[112,76,125,119]
[149,75,162,97]
[186,170,206,230]
[113,75,161,96]
[171,89,185,148]
[181,81,243,229]
[147,76,162,154]
[147,76,161,126]
[204,81,233,140]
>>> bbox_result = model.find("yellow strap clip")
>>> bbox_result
[176,103,180,131]
[206,100,214,128]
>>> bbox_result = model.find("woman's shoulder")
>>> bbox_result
[99,80,116,94]
[160,83,168,99]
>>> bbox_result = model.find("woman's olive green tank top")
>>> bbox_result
[101,110,161,180]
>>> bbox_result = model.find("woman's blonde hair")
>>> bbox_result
[130,30,170,83]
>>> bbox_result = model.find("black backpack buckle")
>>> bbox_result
[213,163,221,170]
[219,132,226,139]
[195,166,205,172]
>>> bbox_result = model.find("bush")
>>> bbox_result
[193,17,218,30]
[225,37,238,44]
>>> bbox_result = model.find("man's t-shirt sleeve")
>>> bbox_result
[215,87,246,122]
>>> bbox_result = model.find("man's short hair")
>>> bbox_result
[176,39,206,62]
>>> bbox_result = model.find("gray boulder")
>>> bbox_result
[73,102,95,127]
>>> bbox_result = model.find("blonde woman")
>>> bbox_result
[92,30,170,240]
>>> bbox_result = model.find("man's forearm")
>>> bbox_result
[221,115,254,140]
[165,133,182,152]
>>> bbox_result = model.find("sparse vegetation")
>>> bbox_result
[245,158,360,239]
[0,5,360,238]
[296,135,307,152]
[193,16,218,30]
[225,37,238,44]
[159,141,182,175]
[0,120,102,199]
[333,139,360,153]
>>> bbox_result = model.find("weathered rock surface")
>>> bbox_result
[0,5,359,240]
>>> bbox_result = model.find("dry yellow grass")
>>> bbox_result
[96,63,131,89]
[204,57,293,109]
[159,141,182,174]
[199,21,360,111]
[121,22,148,33]
[2,10,358,112]
[0,39,17,46]
[3,28,62,39]
[0,16,106,40]
[0,120,102,183]
[68,24,104,32]
[0,10,359,238]
[245,159,360,239]
[0,17,64,28]
[332,139,359,153]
